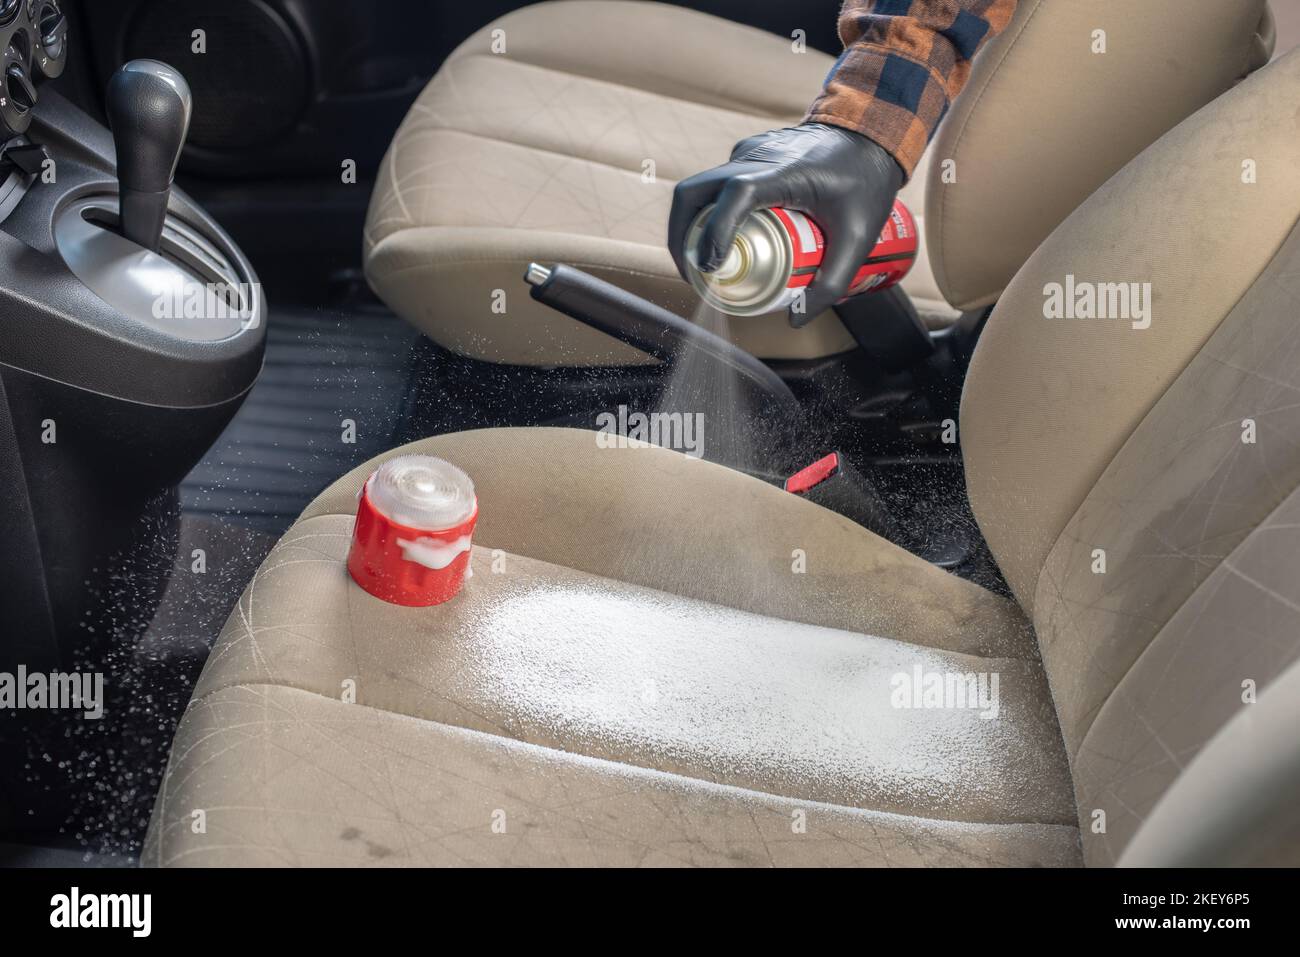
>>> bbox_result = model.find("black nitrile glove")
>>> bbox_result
[668,123,903,326]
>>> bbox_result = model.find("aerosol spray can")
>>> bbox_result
[684,199,918,316]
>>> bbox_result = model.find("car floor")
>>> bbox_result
[181,304,424,535]
[0,511,274,865]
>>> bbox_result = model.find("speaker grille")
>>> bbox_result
[123,0,308,152]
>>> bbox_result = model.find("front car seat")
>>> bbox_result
[146,47,1300,866]
[362,0,1273,366]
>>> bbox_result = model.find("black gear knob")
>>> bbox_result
[106,60,192,252]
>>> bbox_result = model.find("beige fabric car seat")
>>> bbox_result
[363,0,1273,367]
[146,47,1300,867]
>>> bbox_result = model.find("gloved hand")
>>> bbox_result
[668,123,903,326]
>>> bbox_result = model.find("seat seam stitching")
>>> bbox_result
[393,123,693,179]
[449,51,812,125]
[367,250,678,283]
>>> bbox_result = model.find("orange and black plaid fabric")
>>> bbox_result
[805,0,1018,180]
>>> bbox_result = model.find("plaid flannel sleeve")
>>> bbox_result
[805,0,1018,180]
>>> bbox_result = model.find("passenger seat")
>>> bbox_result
[363,0,1273,366]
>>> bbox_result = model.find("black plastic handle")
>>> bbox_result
[525,263,800,415]
[106,59,191,251]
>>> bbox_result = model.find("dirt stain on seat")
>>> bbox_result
[340,827,395,859]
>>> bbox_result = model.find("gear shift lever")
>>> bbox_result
[106,60,192,252]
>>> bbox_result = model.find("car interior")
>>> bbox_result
[1,0,1298,870]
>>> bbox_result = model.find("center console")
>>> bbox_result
[0,4,266,667]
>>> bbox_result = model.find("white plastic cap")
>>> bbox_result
[367,454,476,529]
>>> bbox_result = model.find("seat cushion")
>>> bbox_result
[363,0,955,369]
[144,428,1079,867]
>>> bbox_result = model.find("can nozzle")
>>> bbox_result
[710,240,749,284]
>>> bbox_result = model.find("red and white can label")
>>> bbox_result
[774,199,917,302]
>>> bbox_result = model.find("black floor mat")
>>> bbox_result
[180,306,421,535]
[0,512,277,860]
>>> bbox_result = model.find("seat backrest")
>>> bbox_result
[927,0,1273,314]
[960,47,1300,865]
